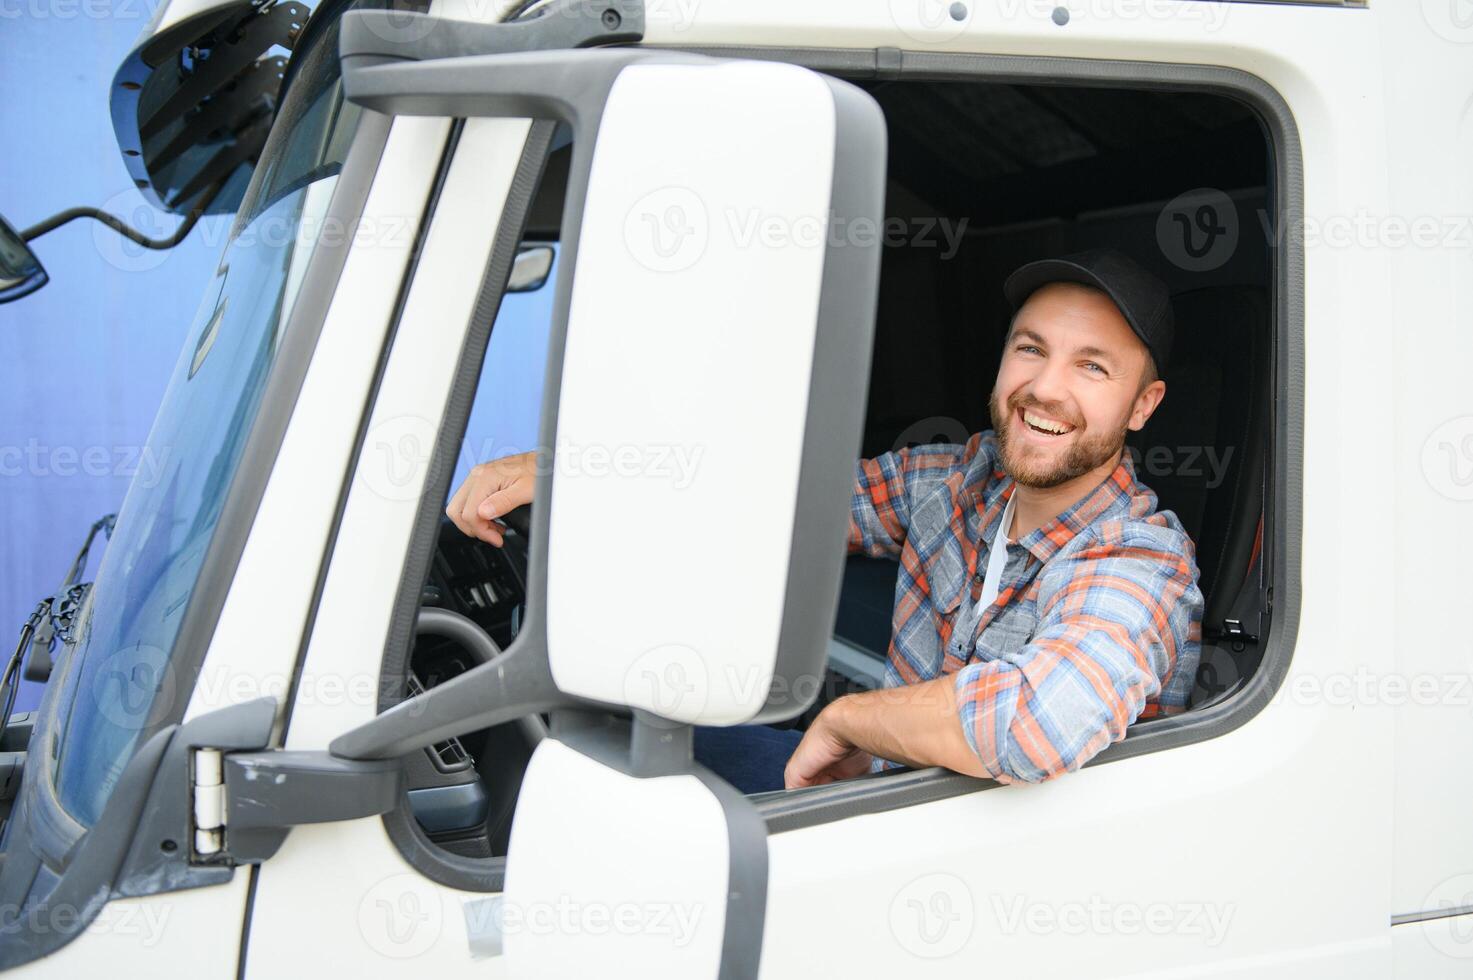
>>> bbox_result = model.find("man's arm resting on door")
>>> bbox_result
[784,676,987,787]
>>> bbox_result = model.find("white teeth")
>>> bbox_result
[1022,410,1073,435]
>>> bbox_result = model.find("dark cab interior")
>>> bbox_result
[836,78,1274,716]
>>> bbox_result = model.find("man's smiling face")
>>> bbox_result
[989,282,1166,489]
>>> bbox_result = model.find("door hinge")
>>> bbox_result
[188,745,404,865]
[192,747,226,857]
[116,699,407,901]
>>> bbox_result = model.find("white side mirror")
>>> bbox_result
[332,44,883,743]
[543,58,884,725]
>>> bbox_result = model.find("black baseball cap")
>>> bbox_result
[1003,248,1174,374]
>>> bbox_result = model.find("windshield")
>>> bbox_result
[49,11,365,826]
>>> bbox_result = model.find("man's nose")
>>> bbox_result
[1026,358,1072,409]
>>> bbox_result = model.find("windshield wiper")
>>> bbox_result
[0,601,51,750]
[0,514,115,825]
[0,514,118,741]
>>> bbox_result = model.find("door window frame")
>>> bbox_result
[348,46,1302,878]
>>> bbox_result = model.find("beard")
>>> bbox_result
[989,387,1129,489]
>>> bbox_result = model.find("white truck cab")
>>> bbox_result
[0,0,1469,975]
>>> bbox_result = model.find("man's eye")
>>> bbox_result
[1083,362,1106,374]
[1016,345,1041,355]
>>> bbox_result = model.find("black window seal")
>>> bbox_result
[370,119,559,893]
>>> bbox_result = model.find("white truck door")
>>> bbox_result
[237,23,887,980]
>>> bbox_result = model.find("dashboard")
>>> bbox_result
[404,517,535,857]
[423,517,529,651]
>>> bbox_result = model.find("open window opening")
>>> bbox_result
[834,78,1276,723]
[387,71,1283,872]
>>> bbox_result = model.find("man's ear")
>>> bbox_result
[1127,379,1166,432]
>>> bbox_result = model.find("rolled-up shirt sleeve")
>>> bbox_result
[847,441,973,558]
[952,518,1203,784]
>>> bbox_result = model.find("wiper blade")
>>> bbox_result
[59,513,115,591]
[1,513,117,741]
[1,577,97,732]
[1,601,50,743]
[16,513,116,686]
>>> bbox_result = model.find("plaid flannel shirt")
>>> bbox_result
[848,431,1202,783]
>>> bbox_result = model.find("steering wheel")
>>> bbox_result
[497,502,532,539]
[413,605,548,746]
[404,503,545,851]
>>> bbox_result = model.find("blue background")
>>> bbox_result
[0,11,553,711]
[1,7,225,712]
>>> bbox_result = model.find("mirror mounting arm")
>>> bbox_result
[20,178,226,251]
[339,0,644,67]
[328,620,622,762]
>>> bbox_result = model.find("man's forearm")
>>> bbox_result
[822,676,989,778]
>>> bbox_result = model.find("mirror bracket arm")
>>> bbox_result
[338,0,645,69]
[329,625,622,762]
[19,179,226,250]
